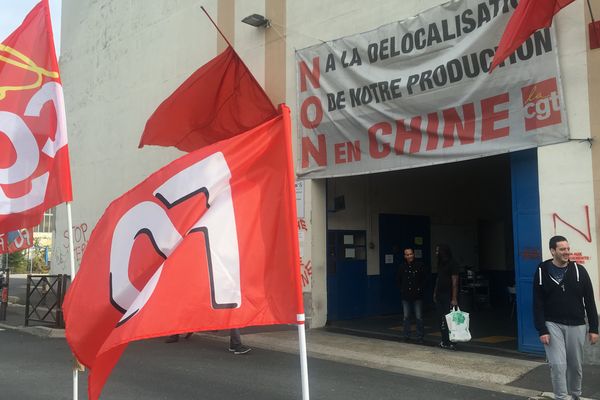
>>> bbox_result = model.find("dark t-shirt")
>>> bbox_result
[548,263,567,283]
[435,259,460,298]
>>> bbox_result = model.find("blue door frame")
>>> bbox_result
[511,149,544,354]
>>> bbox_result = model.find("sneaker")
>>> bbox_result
[439,341,456,350]
[229,345,252,355]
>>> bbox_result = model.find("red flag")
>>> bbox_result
[138,45,278,152]
[0,228,33,254]
[0,0,73,233]
[63,106,302,399]
[490,0,575,72]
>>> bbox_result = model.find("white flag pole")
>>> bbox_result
[297,314,310,400]
[278,104,310,400]
[66,203,76,278]
[66,202,78,400]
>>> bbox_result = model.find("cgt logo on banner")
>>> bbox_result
[295,0,569,179]
[522,78,561,131]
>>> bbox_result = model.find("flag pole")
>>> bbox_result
[279,104,311,400]
[297,314,310,400]
[66,202,78,400]
[66,203,76,278]
[199,5,277,124]
[200,6,233,48]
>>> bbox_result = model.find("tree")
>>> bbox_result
[31,239,49,273]
[5,240,48,274]
[7,250,27,274]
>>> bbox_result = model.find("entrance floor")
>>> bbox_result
[326,305,539,359]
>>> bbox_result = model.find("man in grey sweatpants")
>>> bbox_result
[534,236,599,400]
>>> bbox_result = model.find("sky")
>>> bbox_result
[0,0,62,54]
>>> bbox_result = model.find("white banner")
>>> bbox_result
[296,0,569,179]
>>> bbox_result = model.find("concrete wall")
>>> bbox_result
[587,0,600,316]
[538,2,599,308]
[53,0,268,271]
[584,1,600,365]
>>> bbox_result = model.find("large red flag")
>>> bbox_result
[138,45,278,152]
[490,0,575,72]
[63,106,303,400]
[0,0,73,232]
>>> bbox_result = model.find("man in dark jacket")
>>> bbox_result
[398,247,427,342]
[533,235,598,400]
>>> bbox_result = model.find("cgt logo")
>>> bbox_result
[521,78,562,131]
[109,153,241,326]
[0,81,68,213]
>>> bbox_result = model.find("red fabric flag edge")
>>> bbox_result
[489,0,575,72]
[138,46,277,152]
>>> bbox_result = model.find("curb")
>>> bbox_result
[0,321,65,338]
[0,304,65,339]
[197,331,543,399]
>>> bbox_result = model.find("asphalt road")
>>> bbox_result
[0,328,526,400]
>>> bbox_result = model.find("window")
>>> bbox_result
[33,208,55,233]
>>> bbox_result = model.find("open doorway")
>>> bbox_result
[326,152,531,355]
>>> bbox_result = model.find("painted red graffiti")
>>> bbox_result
[301,260,312,288]
[552,205,592,243]
[298,218,308,231]
[520,247,541,260]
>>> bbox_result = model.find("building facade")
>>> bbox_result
[54,0,600,360]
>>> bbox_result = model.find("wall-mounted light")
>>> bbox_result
[241,13,271,28]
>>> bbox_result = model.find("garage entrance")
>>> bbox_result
[326,149,543,355]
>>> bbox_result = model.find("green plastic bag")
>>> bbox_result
[445,306,471,342]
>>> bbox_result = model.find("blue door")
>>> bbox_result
[379,214,431,315]
[327,230,368,320]
[511,149,544,354]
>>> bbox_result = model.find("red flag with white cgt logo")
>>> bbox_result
[63,106,303,400]
[0,0,73,233]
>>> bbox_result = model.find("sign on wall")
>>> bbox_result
[296,0,569,179]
